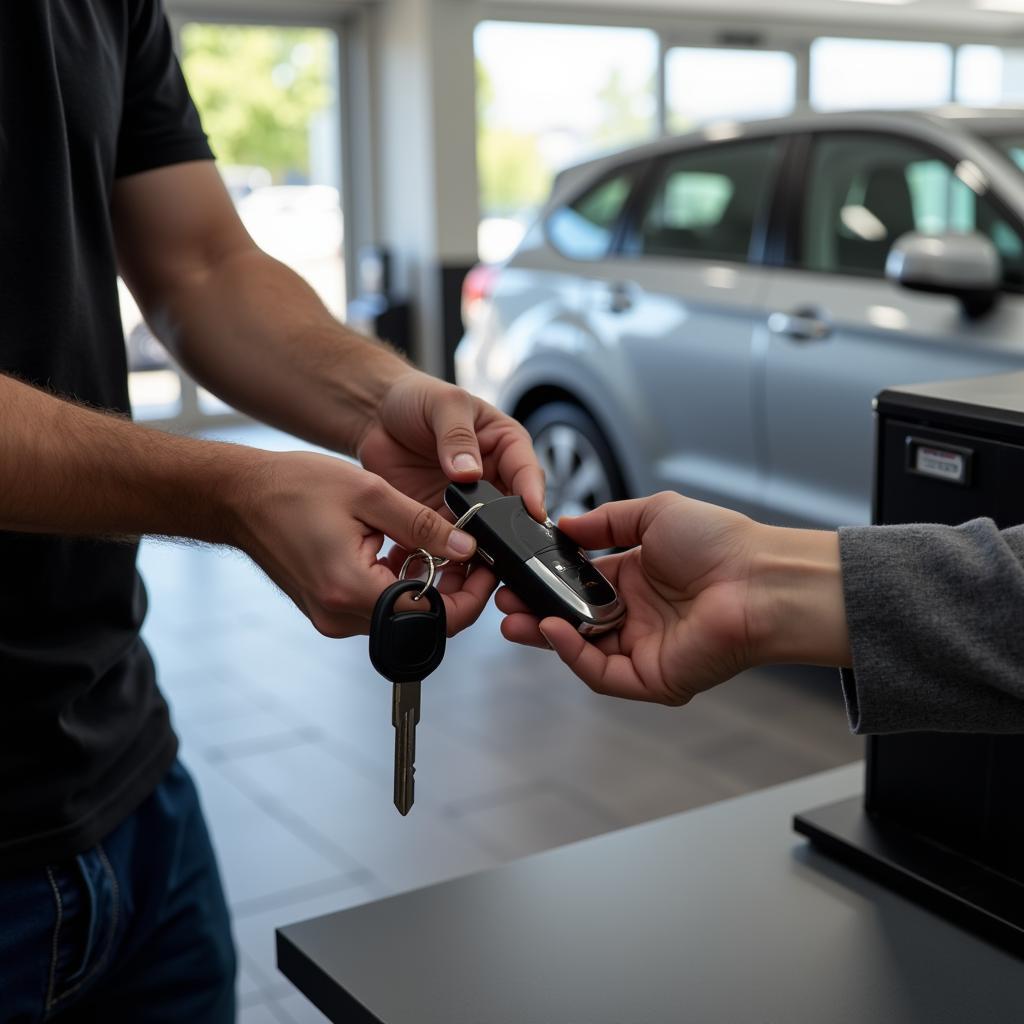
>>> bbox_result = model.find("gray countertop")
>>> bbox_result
[278,763,1024,1023]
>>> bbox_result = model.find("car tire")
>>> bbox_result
[523,402,627,521]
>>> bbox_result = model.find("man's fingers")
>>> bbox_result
[505,451,547,523]
[430,387,484,480]
[363,475,476,562]
[489,423,547,521]
[559,495,673,551]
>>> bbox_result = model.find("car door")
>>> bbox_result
[574,134,784,514]
[760,131,1024,529]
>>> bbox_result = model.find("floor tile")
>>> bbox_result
[180,706,315,756]
[181,754,348,908]
[224,741,496,892]
[238,1002,283,1024]
[233,879,379,992]
[273,992,332,1023]
[238,954,268,1003]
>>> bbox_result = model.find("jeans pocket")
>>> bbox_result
[46,844,119,1013]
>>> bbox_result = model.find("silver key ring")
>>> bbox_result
[398,502,486,600]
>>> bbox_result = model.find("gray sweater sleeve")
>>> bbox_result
[838,518,1024,734]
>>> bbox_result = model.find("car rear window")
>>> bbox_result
[546,171,636,261]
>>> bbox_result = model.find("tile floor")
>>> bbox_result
[139,424,863,1022]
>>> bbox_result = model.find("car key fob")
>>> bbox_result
[445,480,626,636]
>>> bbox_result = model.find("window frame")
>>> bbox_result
[136,7,355,434]
[617,133,787,267]
[781,128,1024,295]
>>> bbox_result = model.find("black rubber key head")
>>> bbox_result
[369,580,447,684]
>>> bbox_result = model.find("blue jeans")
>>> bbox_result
[0,759,236,1023]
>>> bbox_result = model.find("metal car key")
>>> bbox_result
[370,579,447,815]
[444,480,625,636]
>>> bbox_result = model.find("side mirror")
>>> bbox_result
[886,232,1002,319]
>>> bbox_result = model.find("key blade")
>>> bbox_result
[393,682,421,816]
[393,713,415,815]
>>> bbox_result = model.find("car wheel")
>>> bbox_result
[523,402,626,521]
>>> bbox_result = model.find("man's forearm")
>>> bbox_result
[151,247,411,456]
[0,374,255,541]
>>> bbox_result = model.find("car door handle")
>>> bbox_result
[604,281,635,314]
[767,308,833,341]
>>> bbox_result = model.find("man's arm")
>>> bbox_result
[0,373,489,637]
[111,160,545,518]
[112,161,399,455]
[0,372,240,541]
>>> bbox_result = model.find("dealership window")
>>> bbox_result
[801,133,1024,285]
[474,21,658,263]
[810,38,953,112]
[957,46,1024,106]
[125,22,343,423]
[665,48,797,134]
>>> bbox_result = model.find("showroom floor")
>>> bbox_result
[140,424,863,1023]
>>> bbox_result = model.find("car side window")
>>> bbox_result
[633,137,780,262]
[802,133,1024,287]
[546,171,635,261]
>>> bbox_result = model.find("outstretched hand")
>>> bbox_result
[497,493,760,704]
[499,492,850,703]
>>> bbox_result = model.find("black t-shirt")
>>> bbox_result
[0,1,214,871]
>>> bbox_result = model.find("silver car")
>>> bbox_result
[458,108,1024,528]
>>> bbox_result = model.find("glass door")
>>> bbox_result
[125,21,345,428]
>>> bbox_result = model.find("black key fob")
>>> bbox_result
[370,580,447,684]
[445,481,625,636]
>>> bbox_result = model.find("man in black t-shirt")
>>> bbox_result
[0,3,544,1020]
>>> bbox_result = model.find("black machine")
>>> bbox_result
[444,480,626,636]
[346,245,413,360]
[795,370,1024,955]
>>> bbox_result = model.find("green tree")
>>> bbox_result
[595,68,657,149]
[477,129,550,216]
[475,58,550,217]
[181,25,332,182]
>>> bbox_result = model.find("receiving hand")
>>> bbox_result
[497,492,849,705]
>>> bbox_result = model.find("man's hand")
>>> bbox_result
[356,370,547,522]
[497,492,850,705]
[231,450,497,639]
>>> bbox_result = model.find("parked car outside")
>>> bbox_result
[457,107,1024,528]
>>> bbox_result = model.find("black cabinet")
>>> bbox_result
[796,370,1024,954]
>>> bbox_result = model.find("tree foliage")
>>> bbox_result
[475,57,655,217]
[181,25,332,182]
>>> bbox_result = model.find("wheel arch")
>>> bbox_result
[510,384,639,499]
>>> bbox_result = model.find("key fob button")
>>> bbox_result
[535,548,617,606]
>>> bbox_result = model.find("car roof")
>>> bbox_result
[552,107,1024,194]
